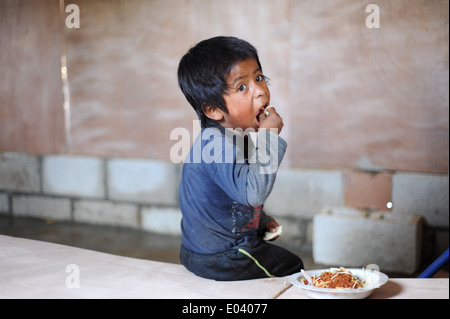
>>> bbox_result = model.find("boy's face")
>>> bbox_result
[216,58,270,131]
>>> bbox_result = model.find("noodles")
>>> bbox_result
[301,267,365,289]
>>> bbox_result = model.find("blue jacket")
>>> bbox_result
[179,124,287,254]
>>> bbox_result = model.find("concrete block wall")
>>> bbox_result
[313,207,423,274]
[1,152,449,273]
[0,152,181,234]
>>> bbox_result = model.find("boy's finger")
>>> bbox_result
[264,105,275,117]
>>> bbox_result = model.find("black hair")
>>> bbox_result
[177,36,262,128]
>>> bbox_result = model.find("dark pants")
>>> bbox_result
[180,242,303,281]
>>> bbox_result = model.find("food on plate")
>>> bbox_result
[301,267,365,289]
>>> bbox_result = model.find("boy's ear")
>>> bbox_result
[204,105,224,121]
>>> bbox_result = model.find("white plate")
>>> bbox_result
[289,268,389,299]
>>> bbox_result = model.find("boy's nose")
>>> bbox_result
[252,82,267,99]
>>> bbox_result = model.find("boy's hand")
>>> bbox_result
[259,106,283,134]
[263,220,282,241]
[265,219,280,233]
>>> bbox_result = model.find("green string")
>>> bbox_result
[238,248,275,278]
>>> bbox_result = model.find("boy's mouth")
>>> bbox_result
[256,109,262,123]
[256,104,269,123]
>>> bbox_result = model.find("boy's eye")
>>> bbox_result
[256,74,270,85]
[238,84,247,92]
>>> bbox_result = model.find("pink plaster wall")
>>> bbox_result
[1,0,448,174]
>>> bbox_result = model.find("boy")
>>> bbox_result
[177,36,303,281]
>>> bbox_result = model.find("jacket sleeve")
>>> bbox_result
[246,129,287,207]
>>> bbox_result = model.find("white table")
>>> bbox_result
[1,235,448,299]
[279,278,449,299]
[0,235,290,299]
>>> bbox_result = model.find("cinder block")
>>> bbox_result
[264,169,344,218]
[141,206,182,235]
[343,170,392,210]
[274,216,312,247]
[0,152,40,192]
[73,199,139,228]
[108,158,178,205]
[271,216,304,240]
[12,195,71,221]
[392,172,449,227]
[313,207,423,275]
[43,155,105,198]
[0,193,9,213]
